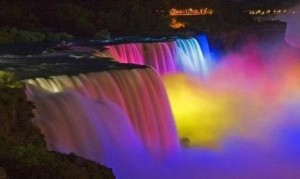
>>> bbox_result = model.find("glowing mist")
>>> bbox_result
[23,12,300,177]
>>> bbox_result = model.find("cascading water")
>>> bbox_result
[143,41,177,74]
[175,38,208,75]
[26,67,180,162]
[24,41,300,178]
[104,43,145,64]
[11,14,300,177]
[195,34,212,63]
[94,37,210,75]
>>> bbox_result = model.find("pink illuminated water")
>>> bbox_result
[94,38,210,75]
[104,43,145,64]
[27,68,179,160]
[27,41,300,178]
[143,41,177,73]
[25,7,300,178]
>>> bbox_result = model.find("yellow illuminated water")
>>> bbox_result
[162,49,292,148]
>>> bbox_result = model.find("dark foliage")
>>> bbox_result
[0,1,272,38]
[0,1,171,37]
[0,27,73,43]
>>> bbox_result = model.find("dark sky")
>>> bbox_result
[170,0,300,8]
[223,0,300,8]
[223,0,299,5]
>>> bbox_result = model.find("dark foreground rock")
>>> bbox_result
[0,71,115,179]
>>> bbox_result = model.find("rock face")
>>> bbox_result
[0,71,115,179]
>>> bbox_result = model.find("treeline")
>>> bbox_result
[0,1,289,42]
[0,27,73,43]
[0,1,171,37]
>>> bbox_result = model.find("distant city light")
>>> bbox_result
[247,9,296,16]
[169,8,214,16]
[169,18,186,29]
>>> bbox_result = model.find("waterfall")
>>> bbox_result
[26,67,180,162]
[144,41,177,74]
[94,37,210,75]
[175,38,208,75]
[104,43,145,64]
[195,34,212,63]
[18,31,300,178]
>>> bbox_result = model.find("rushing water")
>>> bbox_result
[94,37,211,75]
[23,36,300,179]
[15,9,300,178]
[27,68,179,159]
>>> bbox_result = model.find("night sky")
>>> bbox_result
[169,0,300,10]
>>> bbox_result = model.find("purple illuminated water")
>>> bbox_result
[27,69,179,160]
[24,5,300,178]
[26,41,300,178]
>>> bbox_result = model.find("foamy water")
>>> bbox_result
[24,4,300,178]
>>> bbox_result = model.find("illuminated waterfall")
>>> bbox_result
[20,32,300,178]
[26,67,179,161]
[195,34,212,62]
[94,37,210,75]
[104,43,145,64]
[143,41,177,74]
[175,38,208,75]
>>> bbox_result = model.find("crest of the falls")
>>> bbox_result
[143,41,177,74]
[104,43,145,64]
[26,67,180,160]
[94,37,210,75]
